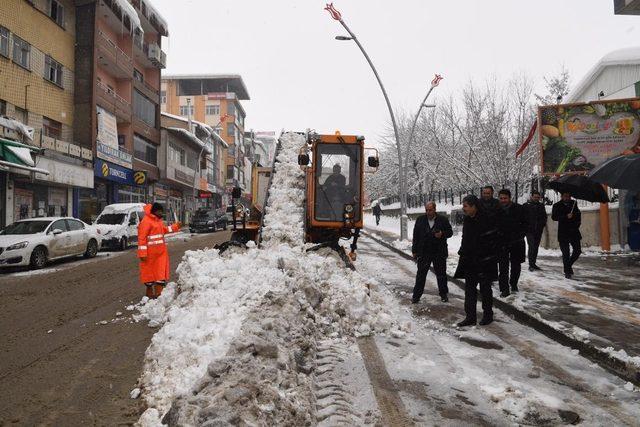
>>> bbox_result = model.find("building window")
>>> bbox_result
[133,68,144,83]
[47,0,65,27]
[134,134,157,165]
[169,142,186,166]
[0,99,6,116]
[42,116,62,139]
[227,123,235,137]
[14,107,27,124]
[118,135,126,150]
[179,105,194,117]
[0,26,9,58]
[44,55,63,87]
[160,90,166,104]
[12,35,30,69]
[226,165,234,180]
[133,90,156,127]
[205,104,220,115]
[227,102,236,117]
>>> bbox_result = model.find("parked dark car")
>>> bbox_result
[190,209,228,233]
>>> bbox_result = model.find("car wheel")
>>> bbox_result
[84,239,99,258]
[30,246,48,269]
[120,237,128,251]
[212,223,217,232]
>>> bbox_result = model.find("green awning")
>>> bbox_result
[0,137,49,175]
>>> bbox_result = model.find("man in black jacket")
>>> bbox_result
[454,195,499,327]
[372,203,382,226]
[480,186,500,218]
[552,192,582,279]
[412,201,453,303]
[496,189,527,297]
[523,190,547,271]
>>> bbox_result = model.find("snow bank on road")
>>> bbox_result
[135,133,400,425]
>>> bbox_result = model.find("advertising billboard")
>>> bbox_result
[539,99,640,175]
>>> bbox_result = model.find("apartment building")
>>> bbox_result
[161,74,250,205]
[74,0,168,222]
[0,0,94,228]
[159,112,228,221]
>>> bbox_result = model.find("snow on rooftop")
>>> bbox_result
[113,0,143,34]
[166,127,212,154]
[141,0,169,36]
[568,46,640,102]
[161,112,229,148]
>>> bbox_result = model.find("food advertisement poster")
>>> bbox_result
[539,99,640,175]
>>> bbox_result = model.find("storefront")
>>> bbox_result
[0,172,6,229]
[81,159,149,223]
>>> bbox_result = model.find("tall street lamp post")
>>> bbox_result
[325,3,409,239]
[402,74,442,209]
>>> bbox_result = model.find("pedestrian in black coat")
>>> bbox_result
[496,189,527,296]
[523,190,547,271]
[479,186,500,219]
[372,203,382,226]
[551,192,582,278]
[454,195,499,327]
[411,202,453,303]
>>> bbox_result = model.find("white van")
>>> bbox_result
[93,203,145,250]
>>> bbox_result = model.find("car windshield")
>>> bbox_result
[195,211,215,219]
[1,220,52,235]
[96,213,126,225]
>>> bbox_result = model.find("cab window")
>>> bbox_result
[314,143,361,222]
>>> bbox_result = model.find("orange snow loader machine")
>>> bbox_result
[298,131,379,267]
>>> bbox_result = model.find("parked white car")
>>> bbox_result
[93,203,145,250]
[0,217,102,269]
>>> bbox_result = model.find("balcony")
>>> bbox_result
[132,34,166,69]
[133,78,160,104]
[133,116,160,143]
[96,79,131,123]
[96,29,133,80]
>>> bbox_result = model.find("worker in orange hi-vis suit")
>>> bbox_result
[137,203,181,299]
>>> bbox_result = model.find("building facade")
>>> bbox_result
[161,75,250,205]
[74,0,168,222]
[1,0,94,228]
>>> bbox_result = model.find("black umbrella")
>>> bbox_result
[588,153,640,191]
[547,174,610,203]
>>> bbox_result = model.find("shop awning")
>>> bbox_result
[0,117,34,142]
[0,137,49,175]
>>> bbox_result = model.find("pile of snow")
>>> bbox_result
[135,133,400,425]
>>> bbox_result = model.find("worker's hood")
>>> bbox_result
[144,204,162,220]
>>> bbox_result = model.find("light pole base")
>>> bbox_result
[400,215,408,241]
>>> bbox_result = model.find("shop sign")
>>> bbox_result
[155,185,168,197]
[540,98,640,174]
[96,141,133,169]
[96,106,118,148]
[134,170,147,185]
[94,159,134,185]
[198,191,212,199]
[170,189,182,198]
[35,157,94,189]
[174,169,193,184]
[207,92,232,100]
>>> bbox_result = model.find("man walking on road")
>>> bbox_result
[372,203,382,226]
[480,185,500,218]
[497,189,527,297]
[552,192,582,279]
[454,195,499,327]
[523,190,547,271]
[138,203,181,298]
[412,201,453,303]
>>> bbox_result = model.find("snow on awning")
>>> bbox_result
[6,146,35,167]
[0,137,49,175]
[0,116,34,142]
[166,127,212,154]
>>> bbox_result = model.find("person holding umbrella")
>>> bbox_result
[551,192,582,279]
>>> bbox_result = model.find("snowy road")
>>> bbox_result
[353,236,640,425]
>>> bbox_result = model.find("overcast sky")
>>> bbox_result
[153,0,640,147]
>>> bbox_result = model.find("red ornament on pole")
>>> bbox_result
[431,74,443,88]
[220,114,230,123]
[325,3,342,21]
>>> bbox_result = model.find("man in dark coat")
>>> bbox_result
[372,203,382,226]
[454,195,499,327]
[496,189,527,297]
[412,202,453,303]
[480,185,500,218]
[523,190,547,271]
[552,192,582,279]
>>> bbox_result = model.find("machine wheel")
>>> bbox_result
[30,246,48,269]
[84,239,99,258]
[119,237,128,251]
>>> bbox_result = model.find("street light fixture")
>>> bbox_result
[325,2,408,239]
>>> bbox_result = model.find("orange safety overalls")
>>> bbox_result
[137,204,180,298]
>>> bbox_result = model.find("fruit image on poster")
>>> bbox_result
[539,99,640,174]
